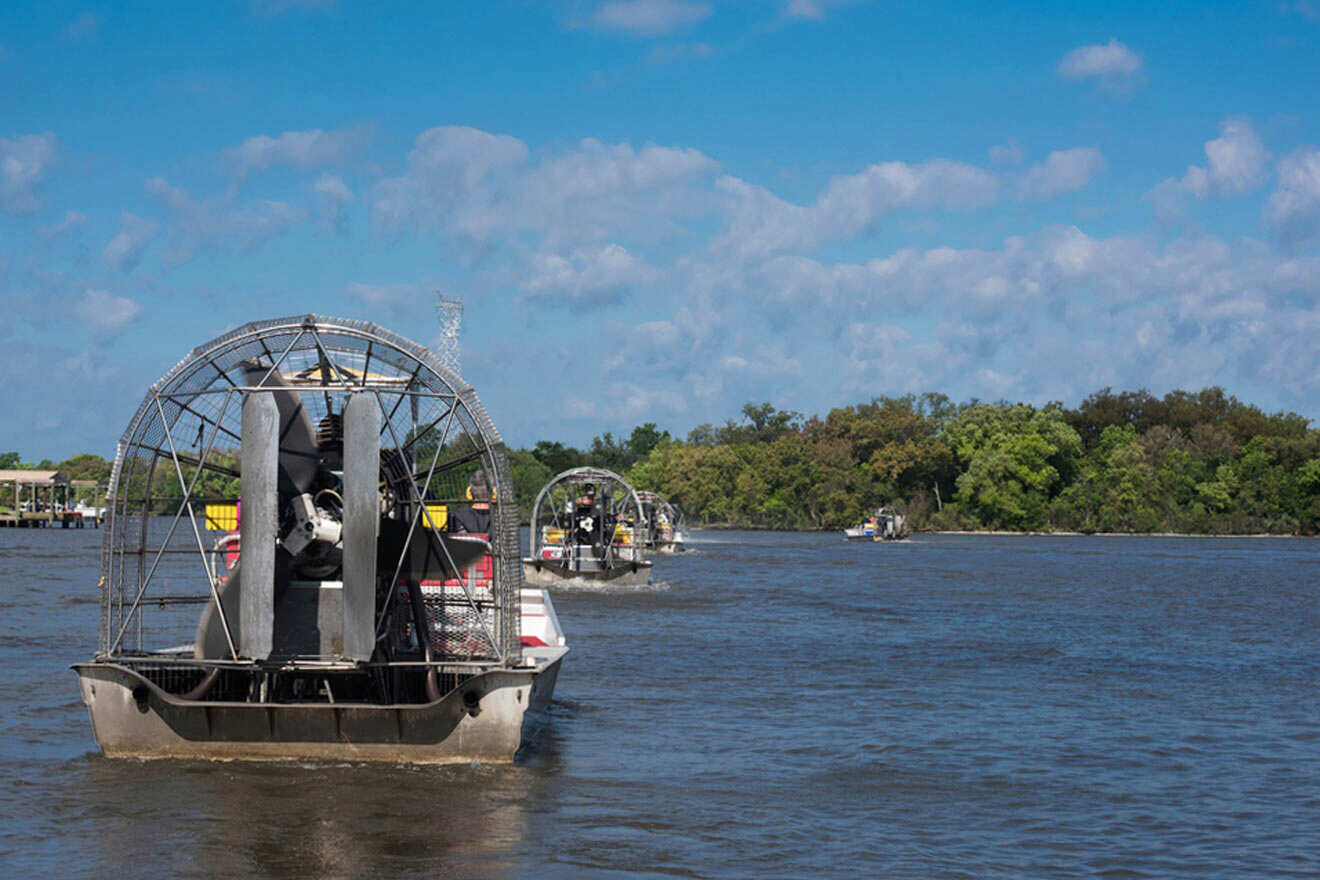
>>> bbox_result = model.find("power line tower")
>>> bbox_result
[436,295,463,376]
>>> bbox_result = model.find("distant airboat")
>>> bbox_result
[522,467,653,587]
[636,490,687,554]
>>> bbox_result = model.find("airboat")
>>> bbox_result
[522,467,653,586]
[844,505,910,541]
[636,490,687,553]
[73,315,567,763]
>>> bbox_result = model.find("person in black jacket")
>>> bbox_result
[448,470,491,534]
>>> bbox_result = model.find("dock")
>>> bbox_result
[0,470,106,528]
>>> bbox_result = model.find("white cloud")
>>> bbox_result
[145,176,304,263]
[1265,146,1320,247]
[521,243,660,305]
[373,127,716,249]
[313,173,353,227]
[1017,147,1106,201]
[1185,117,1269,198]
[352,124,1320,424]
[372,126,529,236]
[1147,118,1270,218]
[1057,38,1143,92]
[38,209,87,239]
[705,226,1320,404]
[1,133,57,215]
[223,127,364,181]
[67,11,102,40]
[842,322,958,393]
[989,140,1024,165]
[75,288,140,334]
[102,213,158,271]
[227,200,303,249]
[711,158,999,260]
[588,0,711,37]
[562,381,689,422]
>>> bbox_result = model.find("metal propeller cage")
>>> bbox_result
[98,315,521,669]
[528,466,647,566]
[635,491,684,541]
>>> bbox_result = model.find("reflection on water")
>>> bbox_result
[2,526,1319,877]
[64,754,552,879]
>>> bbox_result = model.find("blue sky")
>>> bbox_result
[3,0,1320,460]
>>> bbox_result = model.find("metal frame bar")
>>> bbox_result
[98,315,520,669]
[373,393,502,660]
[110,391,238,657]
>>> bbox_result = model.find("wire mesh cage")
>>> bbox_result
[98,315,521,678]
[527,467,647,568]
[635,491,684,547]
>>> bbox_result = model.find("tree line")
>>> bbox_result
[7,386,1319,534]
[510,388,1320,535]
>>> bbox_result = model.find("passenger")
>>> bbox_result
[449,470,491,534]
[573,484,599,546]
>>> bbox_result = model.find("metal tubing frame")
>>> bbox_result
[528,466,648,566]
[96,314,522,666]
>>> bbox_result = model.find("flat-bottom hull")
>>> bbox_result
[521,558,652,587]
[73,650,566,764]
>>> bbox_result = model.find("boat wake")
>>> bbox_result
[547,576,672,593]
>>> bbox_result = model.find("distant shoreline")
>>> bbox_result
[688,523,1314,538]
[922,529,1312,539]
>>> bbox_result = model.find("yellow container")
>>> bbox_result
[542,527,567,544]
[423,504,448,530]
[204,503,238,531]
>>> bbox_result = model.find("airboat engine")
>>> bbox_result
[73,315,568,762]
[521,466,654,586]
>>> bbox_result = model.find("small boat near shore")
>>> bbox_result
[522,467,653,586]
[74,315,567,763]
[844,505,910,541]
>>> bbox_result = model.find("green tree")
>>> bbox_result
[627,423,670,462]
[947,404,1082,529]
[530,440,584,474]
[507,449,554,519]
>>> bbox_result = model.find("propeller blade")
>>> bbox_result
[242,361,318,496]
[239,390,279,660]
[193,564,239,660]
[341,392,380,663]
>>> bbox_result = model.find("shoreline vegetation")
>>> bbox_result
[6,386,1320,537]
[696,523,1313,538]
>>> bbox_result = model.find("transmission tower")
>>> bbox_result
[436,295,463,376]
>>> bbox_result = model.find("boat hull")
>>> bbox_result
[521,558,652,586]
[73,650,566,763]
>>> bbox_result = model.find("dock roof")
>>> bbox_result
[0,470,67,486]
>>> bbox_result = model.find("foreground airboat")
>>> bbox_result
[73,315,567,763]
[522,467,653,586]
[636,491,687,554]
